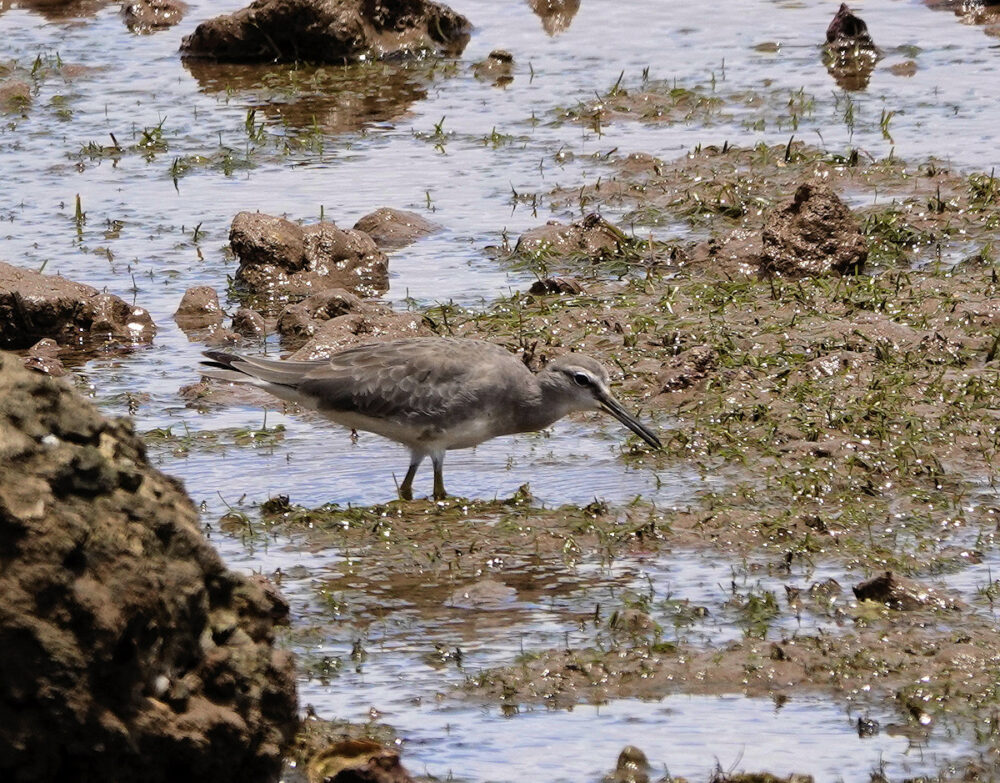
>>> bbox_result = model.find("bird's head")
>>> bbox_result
[542,354,662,449]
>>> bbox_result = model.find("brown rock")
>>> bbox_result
[231,307,267,338]
[174,285,224,331]
[0,260,156,350]
[231,212,308,270]
[229,212,389,311]
[515,213,631,259]
[276,289,367,346]
[0,352,297,782]
[22,338,66,377]
[123,0,187,32]
[352,208,440,249]
[180,0,471,64]
[758,182,867,278]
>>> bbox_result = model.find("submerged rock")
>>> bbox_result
[823,3,881,90]
[180,0,471,64]
[352,207,440,250]
[0,260,156,350]
[230,212,389,311]
[0,78,31,113]
[0,353,298,782]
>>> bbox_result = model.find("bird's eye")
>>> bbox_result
[573,372,590,387]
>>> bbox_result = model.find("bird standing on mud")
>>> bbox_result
[200,337,661,501]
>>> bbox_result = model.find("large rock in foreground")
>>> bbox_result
[180,0,471,63]
[230,211,389,311]
[0,260,156,350]
[0,353,298,782]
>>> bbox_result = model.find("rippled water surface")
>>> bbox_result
[4,0,1000,779]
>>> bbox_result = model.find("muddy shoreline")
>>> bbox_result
[188,141,1000,780]
[5,0,1000,780]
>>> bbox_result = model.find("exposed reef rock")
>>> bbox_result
[229,212,389,311]
[0,353,298,782]
[0,260,156,351]
[180,0,471,63]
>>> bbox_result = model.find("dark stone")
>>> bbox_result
[823,4,881,90]
[180,0,471,64]
[528,277,584,295]
[853,571,959,611]
[826,2,874,44]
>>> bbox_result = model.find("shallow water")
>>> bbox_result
[4,0,1000,778]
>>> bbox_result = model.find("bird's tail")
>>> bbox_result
[200,350,256,384]
[200,350,324,387]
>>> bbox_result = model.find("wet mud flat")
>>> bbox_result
[180,141,1000,782]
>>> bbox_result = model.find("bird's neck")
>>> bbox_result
[523,371,577,431]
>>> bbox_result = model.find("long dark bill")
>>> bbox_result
[599,393,662,450]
